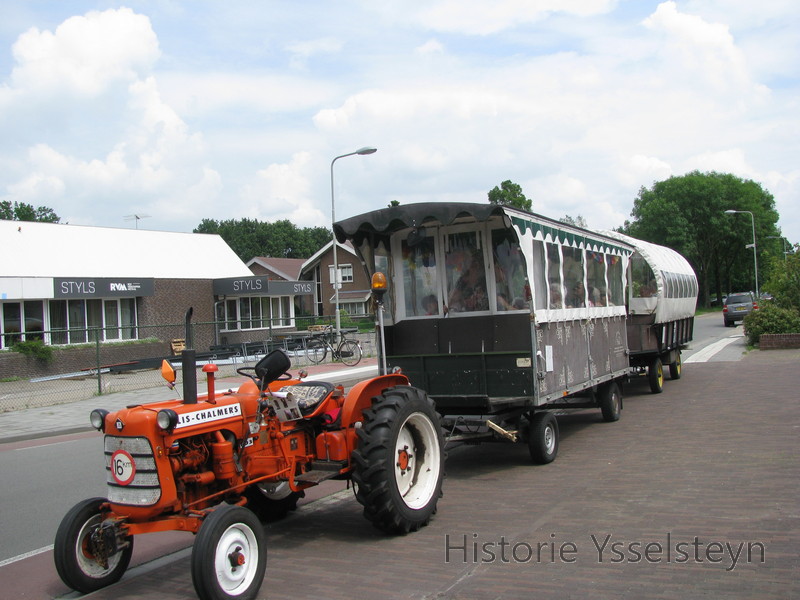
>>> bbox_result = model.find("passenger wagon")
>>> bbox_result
[335,202,640,463]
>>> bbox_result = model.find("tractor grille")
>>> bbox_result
[104,436,162,506]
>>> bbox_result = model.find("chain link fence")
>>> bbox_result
[0,316,377,413]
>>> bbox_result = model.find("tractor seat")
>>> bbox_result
[279,381,334,415]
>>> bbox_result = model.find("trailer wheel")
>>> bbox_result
[352,386,445,534]
[669,352,682,380]
[244,481,304,522]
[600,381,622,422]
[191,504,266,600]
[54,497,133,594]
[648,357,664,394]
[528,412,559,464]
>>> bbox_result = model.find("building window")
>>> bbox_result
[1,302,23,349]
[340,301,368,316]
[328,263,354,285]
[220,296,294,332]
[0,298,138,348]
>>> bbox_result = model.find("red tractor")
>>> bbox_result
[54,307,445,600]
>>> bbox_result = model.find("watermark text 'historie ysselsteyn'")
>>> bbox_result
[445,533,766,572]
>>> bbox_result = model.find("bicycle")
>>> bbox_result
[304,326,363,366]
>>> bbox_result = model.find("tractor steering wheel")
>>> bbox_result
[236,366,292,384]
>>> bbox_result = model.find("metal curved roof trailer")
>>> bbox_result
[335,202,637,464]
[601,230,698,394]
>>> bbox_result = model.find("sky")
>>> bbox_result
[0,1,798,245]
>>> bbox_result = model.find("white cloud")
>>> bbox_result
[642,1,756,94]
[415,39,445,55]
[0,8,219,231]
[240,152,328,227]
[10,7,159,96]
[413,0,618,35]
[0,1,797,243]
[286,37,343,69]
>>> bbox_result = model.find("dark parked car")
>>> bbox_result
[723,292,757,327]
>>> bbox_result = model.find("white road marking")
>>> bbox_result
[0,544,53,567]
[684,335,743,363]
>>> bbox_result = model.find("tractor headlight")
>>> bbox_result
[90,409,109,432]
[157,409,179,432]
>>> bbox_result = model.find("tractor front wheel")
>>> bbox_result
[191,504,266,600]
[54,497,133,594]
[352,386,445,534]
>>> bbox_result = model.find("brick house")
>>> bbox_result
[0,220,314,357]
[299,240,372,318]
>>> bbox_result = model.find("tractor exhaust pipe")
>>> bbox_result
[182,307,197,405]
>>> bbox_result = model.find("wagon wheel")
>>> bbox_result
[648,357,664,394]
[528,412,559,464]
[669,352,682,380]
[599,381,622,422]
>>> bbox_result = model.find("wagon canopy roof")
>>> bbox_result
[599,230,696,278]
[334,202,506,246]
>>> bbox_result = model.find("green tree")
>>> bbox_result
[0,200,60,223]
[488,180,532,212]
[762,245,800,312]
[622,171,779,307]
[560,215,588,228]
[194,218,331,261]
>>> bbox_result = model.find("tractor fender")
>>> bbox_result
[339,374,410,429]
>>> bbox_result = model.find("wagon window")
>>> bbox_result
[445,230,488,313]
[531,240,548,311]
[631,254,656,298]
[586,251,607,306]
[400,236,438,317]
[492,229,528,311]
[606,255,624,306]
[562,246,586,308]
[546,242,563,308]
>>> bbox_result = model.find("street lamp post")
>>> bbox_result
[724,209,758,298]
[766,235,789,262]
[331,146,377,342]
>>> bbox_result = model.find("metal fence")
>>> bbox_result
[0,316,377,413]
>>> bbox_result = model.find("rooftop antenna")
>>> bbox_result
[124,214,151,229]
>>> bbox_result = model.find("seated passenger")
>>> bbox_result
[469,284,489,311]
[497,292,513,311]
[422,294,439,315]
[549,284,564,309]
[566,281,586,308]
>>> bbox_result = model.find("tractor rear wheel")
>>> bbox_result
[191,504,266,600]
[352,386,445,534]
[54,497,133,593]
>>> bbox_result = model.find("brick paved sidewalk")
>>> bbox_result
[74,348,800,600]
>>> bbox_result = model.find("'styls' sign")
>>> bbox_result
[213,277,313,296]
[54,278,155,298]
